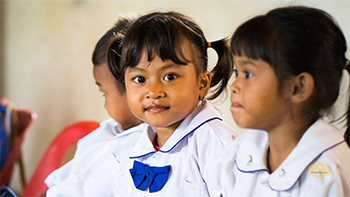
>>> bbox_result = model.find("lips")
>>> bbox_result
[230,100,243,109]
[231,102,243,108]
[145,104,170,114]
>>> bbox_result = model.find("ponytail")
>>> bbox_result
[345,60,350,147]
[207,39,234,100]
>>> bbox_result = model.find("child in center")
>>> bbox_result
[108,11,237,196]
[218,6,350,197]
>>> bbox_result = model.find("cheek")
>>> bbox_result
[125,83,134,100]
[126,89,136,102]
[247,85,279,113]
[126,90,140,112]
[104,96,113,114]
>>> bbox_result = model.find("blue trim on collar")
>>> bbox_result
[235,159,267,173]
[129,117,222,159]
[234,140,346,192]
[269,140,346,192]
[159,117,222,153]
[129,151,156,159]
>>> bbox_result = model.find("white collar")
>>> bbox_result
[100,118,146,136]
[129,100,222,159]
[236,119,346,191]
[99,118,119,135]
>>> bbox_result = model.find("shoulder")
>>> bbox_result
[315,141,350,184]
[78,118,117,144]
[270,120,350,195]
[190,101,238,146]
[203,132,243,196]
[299,143,350,196]
[45,160,73,188]
[302,119,350,178]
[214,130,249,170]
[195,118,237,146]
[72,119,117,164]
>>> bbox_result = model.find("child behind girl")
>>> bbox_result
[218,6,350,197]
[44,15,146,196]
[108,11,237,196]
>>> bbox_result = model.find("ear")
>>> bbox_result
[290,72,315,103]
[198,70,212,99]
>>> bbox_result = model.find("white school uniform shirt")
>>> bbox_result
[113,100,237,197]
[218,119,350,197]
[45,119,146,197]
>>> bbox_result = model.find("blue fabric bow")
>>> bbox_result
[129,160,171,193]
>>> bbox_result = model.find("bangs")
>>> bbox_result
[122,13,193,68]
[230,15,281,66]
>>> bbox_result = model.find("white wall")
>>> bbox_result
[2,0,349,193]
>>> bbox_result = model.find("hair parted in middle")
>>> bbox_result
[108,11,233,100]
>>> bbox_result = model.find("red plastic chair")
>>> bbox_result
[21,121,99,197]
[0,102,36,187]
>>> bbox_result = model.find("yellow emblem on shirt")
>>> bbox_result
[308,162,331,178]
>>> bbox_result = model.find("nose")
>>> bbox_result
[230,78,240,95]
[146,80,165,99]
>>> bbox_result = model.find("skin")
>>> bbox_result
[93,62,142,131]
[230,55,315,172]
[124,44,211,147]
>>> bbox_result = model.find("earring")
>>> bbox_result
[199,96,206,106]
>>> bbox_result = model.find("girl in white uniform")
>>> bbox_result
[217,6,350,197]
[44,15,146,196]
[107,11,237,196]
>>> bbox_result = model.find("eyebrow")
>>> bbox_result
[95,82,102,86]
[238,60,257,66]
[127,66,147,73]
[159,63,184,71]
[127,63,184,73]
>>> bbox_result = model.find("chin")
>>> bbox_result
[232,117,248,129]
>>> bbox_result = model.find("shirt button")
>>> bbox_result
[279,169,285,177]
[247,155,252,166]
[154,154,161,160]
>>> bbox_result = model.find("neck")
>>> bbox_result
[119,120,143,131]
[153,102,202,147]
[154,122,181,147]
[266,117,315,173]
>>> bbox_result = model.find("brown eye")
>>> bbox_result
[132,76,146,83]
[164,74,177,81]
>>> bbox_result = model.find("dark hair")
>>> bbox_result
[108,11,233,100]
[92,16,136,93]
[231,6,349,146]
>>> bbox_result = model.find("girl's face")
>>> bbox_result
[230,55,291,131]
[124,45,210,133]
[93,63,141,130]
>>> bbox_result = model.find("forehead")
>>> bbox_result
[234,55,270,69]
[140,42,195,67]
[129,53,187,72]
[234,55,255,66]
[93,63,109,77]
[93,63,116,84]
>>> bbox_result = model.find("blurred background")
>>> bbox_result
[0,0,349,194]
